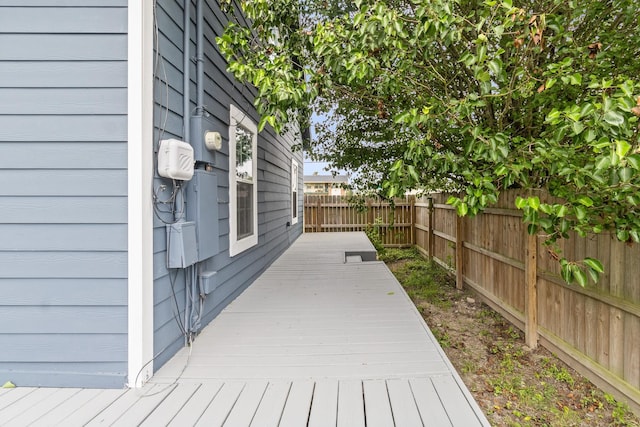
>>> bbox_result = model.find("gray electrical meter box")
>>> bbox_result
[190,114,218,164]
[186,169,219,261]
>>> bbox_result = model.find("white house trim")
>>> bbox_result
[127,0,155,387]
[229,104,259,257]
[291,158,299,225]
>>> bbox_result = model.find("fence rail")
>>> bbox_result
[302,192,640,414]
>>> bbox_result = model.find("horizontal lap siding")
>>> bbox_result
[0,3,128,388]
[151,0,303,371]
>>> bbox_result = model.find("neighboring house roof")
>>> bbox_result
[303,175,349,184]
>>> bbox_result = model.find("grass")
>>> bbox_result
[380,248,453,308]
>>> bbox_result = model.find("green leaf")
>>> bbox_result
[457,202,469,216]
[615,140,631,158]
[515,196,527,209]
[616,229,630,242]
[575,205,587,220]
[604,110,625,127]
[527,223,538,235]
[487,59,502,75]
[556,205,569,217]
[538,218,553,230]
[393,111,412,124]
[577,196,594,207]
[561,263,573,283]
[572,266,587,287]
[572,121,584,135]
[618,167,633,182]
[539,204,553,215]
[528,196,540,210]
[627,154,640,170]
[595,156,611,171]
[583,257,604,273]
[569,73,582,85]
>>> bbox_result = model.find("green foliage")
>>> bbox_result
[364,215,385,253]
[386,251,453,307]
[218,0,640,283]
[378,247,422,263]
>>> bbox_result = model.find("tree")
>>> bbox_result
[217,0,640,284]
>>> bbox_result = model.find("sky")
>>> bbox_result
[303,157,332,176]
[303,112,346,177]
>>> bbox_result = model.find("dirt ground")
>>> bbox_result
[384,250,640,427]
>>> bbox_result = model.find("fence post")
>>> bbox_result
[410,197,416,246]
[456,213,464,290]
[524,231,538,348]
[316,196,323,232]
[427,197,434,260]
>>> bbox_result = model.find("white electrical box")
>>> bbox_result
[158,139,194,180]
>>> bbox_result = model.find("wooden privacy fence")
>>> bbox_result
[302,192,640,413]
[303,195,415,247]
[415,191,640,414]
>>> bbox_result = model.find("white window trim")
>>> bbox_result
[229,104,258,257]
[291,158,299,225]
[127,0,154,387]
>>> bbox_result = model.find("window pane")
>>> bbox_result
[236,126,253,182]
[292,190,297,218]
[237,181,253,239]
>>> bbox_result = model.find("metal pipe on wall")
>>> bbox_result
[183,0,191,142]
[196,0,204,114]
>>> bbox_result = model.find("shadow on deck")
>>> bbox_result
[0,233,489,426]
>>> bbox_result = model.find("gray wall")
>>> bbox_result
[0,1,129,388]
[152,0,304,370]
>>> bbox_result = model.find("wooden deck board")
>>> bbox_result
[337,380,365,427]
[410,377,453,426]
[168,382,223,426]
[195,382,244,427]
[4,387,79,425]
[387,379,423,427]
[223,381,267,427]
[278,381,314,427]
[308,379,338,427]
[432,375,485,426]
[0,233,489,426]
[362,380,394,427]
[0,387,59,423]
[114,384,177,426]
[140,383,200,426]
[0,387,36,411]
[56,389,128,426]
[37,388,104,426]
[85,387,152,426]
[249,381,291,427]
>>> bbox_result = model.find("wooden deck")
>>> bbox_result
[0,233,489,426]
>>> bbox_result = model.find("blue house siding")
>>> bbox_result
[151,0,304,371]
[0,2,129,388]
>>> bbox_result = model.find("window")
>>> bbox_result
[291,158,299,224]
[229,105,258,256]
